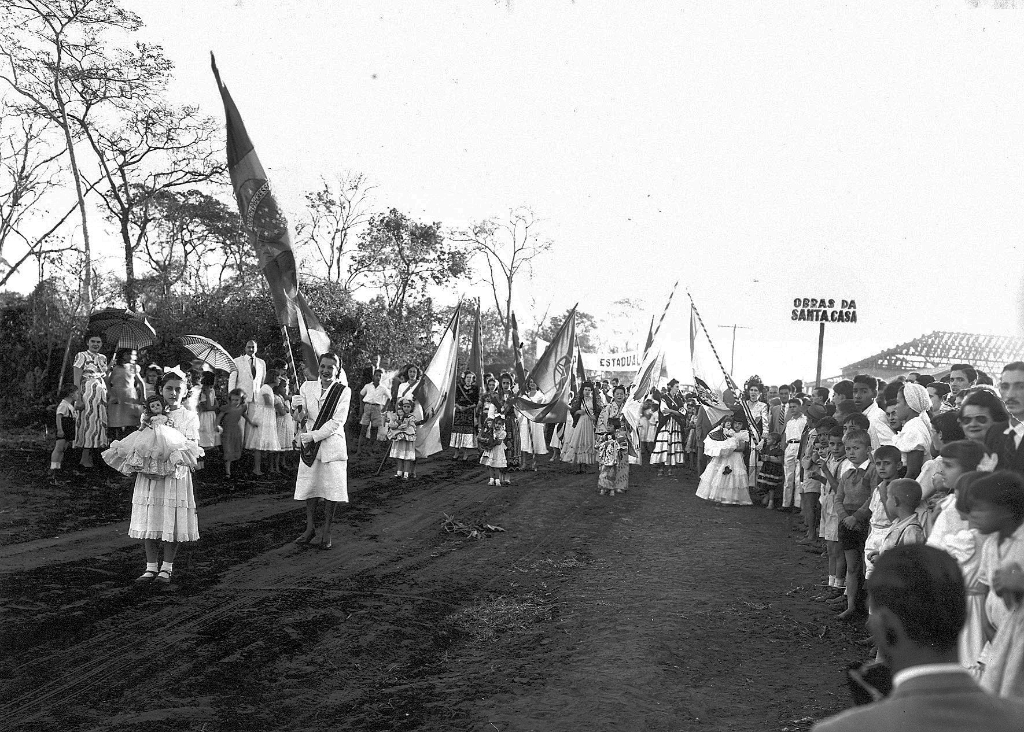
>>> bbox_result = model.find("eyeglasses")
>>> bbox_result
[959,415,992,425]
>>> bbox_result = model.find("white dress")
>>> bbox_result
[518,391,548,455]
[127,409,201,542]
[275,395,295,451]
[696,431,751,505]
[294,377,351,503]
[244,384,281,451]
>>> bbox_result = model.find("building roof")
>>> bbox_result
[841,331,1024,379]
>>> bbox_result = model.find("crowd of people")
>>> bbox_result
[43,330,1024,721]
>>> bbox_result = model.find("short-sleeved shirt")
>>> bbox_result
[893,413,932,457]
[360,383,391,406]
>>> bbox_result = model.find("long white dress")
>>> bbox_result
[696,430,752,505]
[518,390,548,456]
[294,376,351,503]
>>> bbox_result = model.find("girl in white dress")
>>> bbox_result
[387,398,418,481]
[125,374,201,585]
[479,416,508,485]
[244,381,280,477]
[273,377,295,473]
[696,416,752,505]
[518,378,548,471]
[196,373,220,470]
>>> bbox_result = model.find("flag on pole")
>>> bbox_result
[467,300,484,388]
[296,292,331,378]
[644,280,679,358]
[642,315,656,360]
[510,312,527,386]
[627,347,665,405]
[689,304,733,425]
[211,55,302,327]
[516,306,576,423]
[414,305,462,458]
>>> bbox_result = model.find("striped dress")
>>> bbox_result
[73,351,109,449]
[651,393,686,466]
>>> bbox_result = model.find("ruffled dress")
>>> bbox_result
[651,395,687,466]
[479,427,508,468]
[125,409,202,543]
[388,414,417,461]
[451,384,479,449]
[561,404,597,465]
[102,414,203,479]
[696,431,751,505]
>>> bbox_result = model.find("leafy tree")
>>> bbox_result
[351,208,469,317]
[534,307,599,352]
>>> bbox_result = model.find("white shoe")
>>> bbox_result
[488,478,495,486]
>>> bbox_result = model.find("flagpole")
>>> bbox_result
[281,325,302,389]
[688,292,758,437]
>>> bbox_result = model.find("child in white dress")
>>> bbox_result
[479,416,508,486]
[696,417,751,505]
[387,398,417,481]
[244,382,280,477]
[102,395,203,478]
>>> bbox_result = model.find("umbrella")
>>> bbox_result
[88,308,157,351]
[177,335,237,373]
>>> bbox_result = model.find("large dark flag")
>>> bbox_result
[212,56,298,325]
[516,306,576,423]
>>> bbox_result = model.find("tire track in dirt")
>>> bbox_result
[1,459,560,730]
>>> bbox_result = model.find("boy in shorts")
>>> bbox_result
[357,369,390,454]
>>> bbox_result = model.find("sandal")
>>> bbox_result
[135,569,158,583]
[294,533,317,546]
[155,569,172,584]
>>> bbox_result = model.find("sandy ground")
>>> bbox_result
[0,446,870,731]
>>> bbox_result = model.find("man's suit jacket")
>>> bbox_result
[227,355,266,400]
[812,671,1024,732]
[768,404,786,435]
[299,379,351,463]
[986,422,1024,475]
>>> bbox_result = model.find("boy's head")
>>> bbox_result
[885,478,923,517]
[827,425,845,457]
[873,444,903,480]
[852,374,879,410]
[841,412,871,433]
[786,398,803,417]
[765,432,781,446]
[843,429,872,464]
[62,383,80,400]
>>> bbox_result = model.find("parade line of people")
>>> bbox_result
[46,330,1024,711]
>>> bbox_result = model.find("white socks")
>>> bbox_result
[159,561,173,574]
[146,562,158,573]
[50,461,60,470]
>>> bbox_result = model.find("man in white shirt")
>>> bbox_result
[782,398,807,509]
[356,368,391,453]
[813,545,1024,732]
[852,374,894,451]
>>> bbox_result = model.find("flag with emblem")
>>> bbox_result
[414,305,462,457]
[515,306,576,423]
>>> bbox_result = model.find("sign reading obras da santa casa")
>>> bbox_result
[791,298,858,323]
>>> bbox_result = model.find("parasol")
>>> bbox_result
[88,308,157,351]
[177,335,237,373]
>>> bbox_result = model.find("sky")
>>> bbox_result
[9,0,1024,384]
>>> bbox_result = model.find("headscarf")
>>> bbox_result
[902,382,931,415]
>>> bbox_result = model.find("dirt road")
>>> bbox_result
[1,453,867,731]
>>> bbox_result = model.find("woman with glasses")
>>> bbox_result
[959,389,1010,445]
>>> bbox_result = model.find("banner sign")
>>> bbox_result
[535,340,642,371]
[791,298,858,323]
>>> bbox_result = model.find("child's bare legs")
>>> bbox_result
[839,548,862,619]
[49,438,69,482]
[224,459,234,478]
[80,447,95,469]
[833,542,847,585]
[252,449,264,476]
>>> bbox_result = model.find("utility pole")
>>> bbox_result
[717,324,752,377]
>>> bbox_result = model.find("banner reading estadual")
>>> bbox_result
[535,340,642,371]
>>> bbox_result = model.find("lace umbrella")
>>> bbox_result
[177,335,237,373]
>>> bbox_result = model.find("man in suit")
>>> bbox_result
[227,340,266,401]
[768,384,793,435]
[985,361,1024,475]
[813,545,1024,732]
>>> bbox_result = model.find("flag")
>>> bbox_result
[642,315,655,360]
[516,306,576,423]
[212,54,299,327]
[575,344,587,391]
[627,348,665,405]
[467,301,484,388]
[510,312,527,386]
[689,304,733,425]
[414,305,462,458]
[296,292,331,378]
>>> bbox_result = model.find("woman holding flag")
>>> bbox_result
[651,379,688,477]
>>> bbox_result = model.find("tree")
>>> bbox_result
[295,172,374,286]
[80,101,224,309]
[0,0,164,311]
[0,108,87,288]
[454,206,551,348]
[351,208,469,317]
